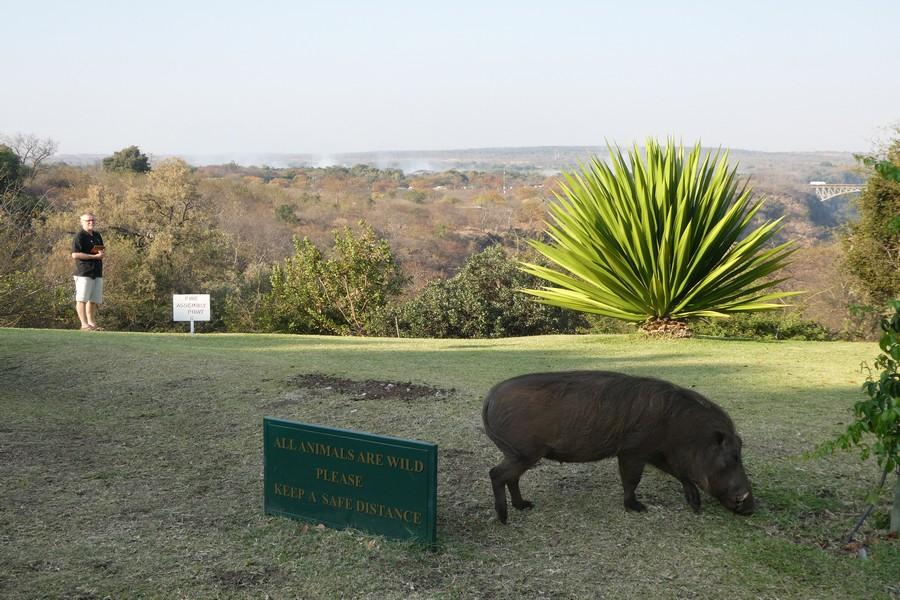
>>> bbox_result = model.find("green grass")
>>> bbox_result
[1,328,897,599]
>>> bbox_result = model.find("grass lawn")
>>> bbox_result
[1,328,897,599]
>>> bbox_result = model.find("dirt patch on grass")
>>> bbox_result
[213,565,284,588]
[60,590,104,600]
[292,373,455,401]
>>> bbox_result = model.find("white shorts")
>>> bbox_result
[74,276,103,304]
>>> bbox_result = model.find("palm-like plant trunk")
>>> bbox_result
[639,317,692,337]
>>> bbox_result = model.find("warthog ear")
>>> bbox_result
[714,431,727,447]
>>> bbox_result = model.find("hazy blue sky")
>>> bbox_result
[3,0,898,156]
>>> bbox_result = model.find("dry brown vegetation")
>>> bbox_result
[7,147,870,334]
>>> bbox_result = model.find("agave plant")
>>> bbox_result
[520,139,799,334]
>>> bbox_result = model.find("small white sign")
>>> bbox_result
[173,294,211,322]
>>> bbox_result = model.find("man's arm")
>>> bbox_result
[71,232,105,260]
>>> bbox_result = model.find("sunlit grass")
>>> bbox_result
[1,328,896,599]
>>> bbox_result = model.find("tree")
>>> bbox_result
[0,145,22,197]
[261,222,407,335]
[843,134,900,306]
[0,133,57,221]
[520,139,798,336]
[0,134,61,327]
[102,145,151,173]
[0,133,57,185]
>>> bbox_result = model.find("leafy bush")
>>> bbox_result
[396,245,586,338]
[274,203,300,224]
[260,222,407,335]
[0,269,70,328]
[819,300,900,534]
[221,263,272,332]
[582,314,638,335]
[102,145,151,173]
[693,311,835,341]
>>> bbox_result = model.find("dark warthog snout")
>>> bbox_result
[715,487,755,515]
[702,430,755,516]
[482,371,758,523]
[732,492,755,515]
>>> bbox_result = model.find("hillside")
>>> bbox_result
[53,145,863,246]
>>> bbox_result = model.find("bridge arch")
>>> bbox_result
[809,182,862,201]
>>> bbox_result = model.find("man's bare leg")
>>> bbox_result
[85,302,97,328]
[76,301,90,328]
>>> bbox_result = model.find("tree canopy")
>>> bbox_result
[102,145,151,173]
[843,135,900,306]
[0,145,22,200]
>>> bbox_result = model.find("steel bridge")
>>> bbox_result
[809,182,863,201]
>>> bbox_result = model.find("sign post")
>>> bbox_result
[172,294,211,334]
[263,417,438,544]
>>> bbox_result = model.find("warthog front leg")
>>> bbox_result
[681,480,702,513]
[618,454,648,512]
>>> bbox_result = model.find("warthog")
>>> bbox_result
[482,371,755,523]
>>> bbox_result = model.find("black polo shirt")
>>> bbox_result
[72,230,104,278]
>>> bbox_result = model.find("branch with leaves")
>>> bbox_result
[819,300,900,537]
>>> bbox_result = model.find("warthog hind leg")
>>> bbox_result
[489,457,534,524]
[508,480,534,511]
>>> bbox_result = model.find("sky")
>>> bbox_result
[2,0,898,157]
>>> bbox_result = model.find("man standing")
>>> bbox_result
[71,212,105,330]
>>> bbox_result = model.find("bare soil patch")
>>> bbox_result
[292,373,455,401]
[213,565,284,588]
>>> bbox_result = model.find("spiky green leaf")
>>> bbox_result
[520,139,800,324]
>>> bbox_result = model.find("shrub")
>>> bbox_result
[692,311,835,341]
[0,269,70,328]
[221,263,272,332]
[260,222,407,335]
[275,203,300,224]
[582,314,638,335]
[819,300,900,534]
[397,245,586,338]
[102,145,151,173]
